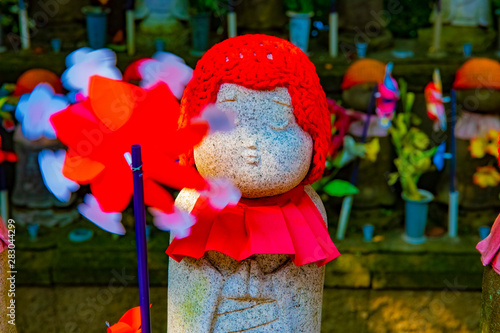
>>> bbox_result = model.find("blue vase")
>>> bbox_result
[190,13,210,56]
[402,189,433,244]
[288,12,313,53]
[83,7,110,49]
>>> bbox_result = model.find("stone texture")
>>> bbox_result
[368,290,481,333]
[169,83,326,332]
[194,83,313,199]
[481,265,500,333]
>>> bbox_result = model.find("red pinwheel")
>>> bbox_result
[50,76,209,214]
[107,306,150,333]
[0,136,17,164]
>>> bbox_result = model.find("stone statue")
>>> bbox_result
[437,0,492,27]
[166,35,340,332]
[421,0,496,53]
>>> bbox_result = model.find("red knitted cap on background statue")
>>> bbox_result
[179,34,330,184]
[453,58,500,90]
[341,59,386,90]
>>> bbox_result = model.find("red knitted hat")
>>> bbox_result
[453,58,500,90]
[341,59,386,90]
[179,34,330,184]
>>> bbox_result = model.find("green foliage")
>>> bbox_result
[0,0,19,35]
[385,0,434,38]
[388,79,437,201]
[284,0,314,13]
[188,0,228,15]
[323,180,359,197]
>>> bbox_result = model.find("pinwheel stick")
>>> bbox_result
[131,145,152,333]
[336,85,378,240]
[448,90,458,238]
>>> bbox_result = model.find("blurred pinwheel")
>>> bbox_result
[375,62,399,129]
[0,136,16,164]
[78,194,124,235]
[425,69,448,131]
[61,47,122,98]
[106,305,150,333]
[38,149,79,202]
[138,52,193,99]
[149,207,196,239]
[432,142,447,171]
[15,83,68,140]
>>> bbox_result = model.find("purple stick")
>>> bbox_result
[131,145,151,333]
[450,90,456,192]
[436,0,441,13]
[350,85,378,185]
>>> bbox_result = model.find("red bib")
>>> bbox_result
[166,186,340,267]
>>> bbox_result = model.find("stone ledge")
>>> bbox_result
[16,221,484,290]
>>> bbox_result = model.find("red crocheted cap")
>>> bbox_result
[179,34,330,184]
[341,59,386,90]
[453,58,500,90]
[14,69,63,96]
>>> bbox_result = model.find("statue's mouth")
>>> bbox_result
[242,149,260,165]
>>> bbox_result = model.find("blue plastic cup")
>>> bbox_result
[289,13,312,53]
[155,38,165,52]
[402,190,434,245]
[363,224,374,242]
[51,38,61,53]
[356,42,368,58]
[27,224,39,242]
[84,8,109,49]
[479,226,491,240]
[463,43,472,57]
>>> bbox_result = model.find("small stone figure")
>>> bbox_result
[439,0,492,27]
[420,0,496,54]
[166,35,340,332]
[436,58,500,213]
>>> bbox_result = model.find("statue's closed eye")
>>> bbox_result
[272,100,291,107]
[270,119,289,131]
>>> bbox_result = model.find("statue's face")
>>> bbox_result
[194,83,313,198]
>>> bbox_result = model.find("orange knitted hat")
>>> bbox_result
[341,59,386,90]
[14,69,63,96]
[453,58,500,90]
[179,34,330,184]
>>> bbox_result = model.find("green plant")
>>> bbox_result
[0,0,19,35]
[387,79,437,201]
[189,0,228,16]
[284,0,314,13]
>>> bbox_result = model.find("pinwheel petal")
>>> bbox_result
[90,165,133,213]
[149,206,196,239]
[198,177,241,210]
[39,149,80,202]
[78,194,125,235]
